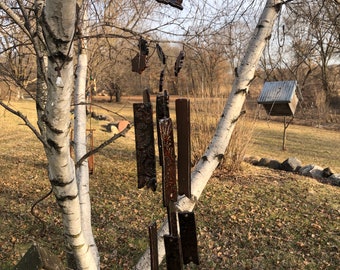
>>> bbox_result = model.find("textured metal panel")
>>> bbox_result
[179,212,199,265]
[258,81,297,103]
[175,99,191,198]
[133,103,156,189]
[156,91,170,166]
[159,118,177,206]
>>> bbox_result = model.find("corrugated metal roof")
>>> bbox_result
[257,81,297,104]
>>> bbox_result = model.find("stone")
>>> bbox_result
[281,157,302,172]
[106,123,118,133]
[243,155,260,165]
[329,174,340,186]
[15,243,65,270]
[257,157,271,167]
[267,160,282,170]
[308,165,324,179]
[299,164,315,176]
[322,167,334,178]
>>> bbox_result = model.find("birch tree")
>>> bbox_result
[136,0,286,268]
[42,0,97,268]
[0,0,98,268]
[74,0,100,268]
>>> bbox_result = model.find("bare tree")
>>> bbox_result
[136,0,286,267]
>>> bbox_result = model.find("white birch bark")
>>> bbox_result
[74,1,100,268]
[135,0,284,269]
[34,0,48,137]
[43,0,97,269]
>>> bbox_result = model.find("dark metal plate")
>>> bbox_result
[164,235,183,270]
[159,118,177,206]
[131,53,147,74]
[178,212,199,265]
[175,99,191,198]
[148,222,159,270]
[133,103,156,190]
[156,91,170,167]
[143,89,151,103]
[167,201,178,236]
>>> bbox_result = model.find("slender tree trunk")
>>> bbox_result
[283,117,287,151]
[34,0,48,137]
[74,1,100,268]
[43,0,96,268]
[135,0,283,268]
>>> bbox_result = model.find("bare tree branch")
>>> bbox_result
[0,100,50,149]
[75,124,132,168]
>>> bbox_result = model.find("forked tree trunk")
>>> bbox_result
[42,0,97,268]
[135,0,284,268]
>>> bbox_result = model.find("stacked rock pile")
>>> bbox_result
[244,156,340,187]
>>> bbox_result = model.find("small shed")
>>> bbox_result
[257,81,299,116]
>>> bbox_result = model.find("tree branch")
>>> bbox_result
[0,2,31,38]
[75,124,132,168]
[0,101,50,149]
[72,101,128,120]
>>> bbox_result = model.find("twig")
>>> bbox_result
[0,101,50,149]
[75,124,132,168]
[72,101,128,120]
[30,188,53,235]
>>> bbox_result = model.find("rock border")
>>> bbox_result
[244,156,340,187]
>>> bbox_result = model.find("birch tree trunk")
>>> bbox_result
[74,0,100,268]
[34,0,48,137]
[135,0,284,268]
[42,0,97,268]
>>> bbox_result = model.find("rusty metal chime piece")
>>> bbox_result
[133,102,157,190]
[156,91,170,166]
[156,44,166,65]
[174,51,185,76]
[164,203,183,270]
[178,212,200,265]
[132,37,149,74]
[159,118,177,207]
[148,222,159,270]
[159,69,165,92]
[167,201,178,236]
[175,99,191,198]
[164,235,184,270]
[155,0,184,10]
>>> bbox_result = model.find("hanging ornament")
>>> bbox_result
[132,37,149,74]
[156,43,166,65]
[155,0,184,10]
[174,50,185,77]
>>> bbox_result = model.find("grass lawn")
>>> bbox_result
[0,99,339,269]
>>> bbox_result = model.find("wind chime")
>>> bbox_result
[132,34,199,269]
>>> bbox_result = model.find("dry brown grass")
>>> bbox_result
[0,98,339,269]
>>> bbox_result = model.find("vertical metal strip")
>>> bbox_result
[133,103,156,189]
[159,118,177,206]
[143,88,151,103]
[148,222,159,270]
[156,91,170,166]
[178,211,199,265]
[164,235,184,270]
[167,201,178,236]
[175,99,191,197]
